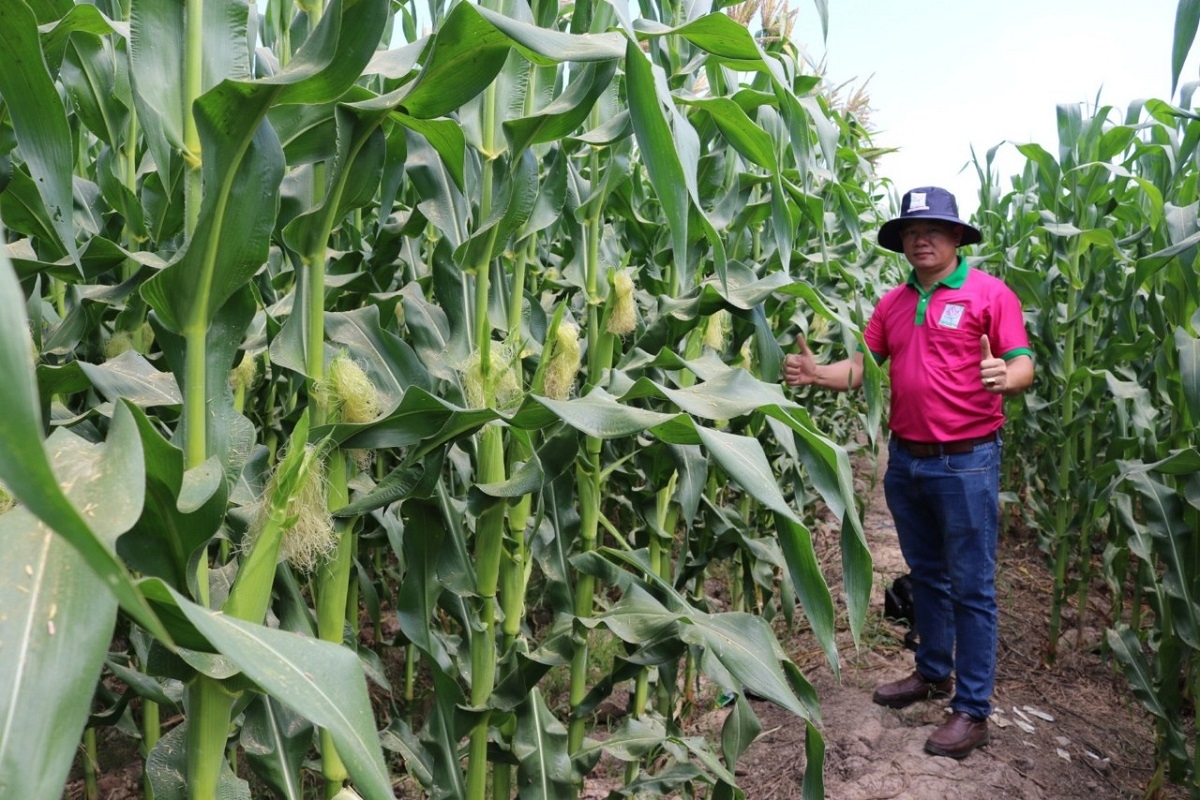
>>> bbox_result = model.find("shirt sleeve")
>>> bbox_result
[863,291,892,363]
[990,284,1033,360]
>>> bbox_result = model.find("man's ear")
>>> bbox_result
[952,224,965,246]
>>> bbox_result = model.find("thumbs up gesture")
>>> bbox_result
[784,334,819,386]
[980,335,1005,393]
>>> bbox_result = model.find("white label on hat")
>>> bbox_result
[908,192,929,212]
[938,303,965,329]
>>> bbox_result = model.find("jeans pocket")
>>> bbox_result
[944,445,995,474]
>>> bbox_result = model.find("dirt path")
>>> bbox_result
[732,447,1178,800]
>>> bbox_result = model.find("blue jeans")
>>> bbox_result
[884,436,1001,720]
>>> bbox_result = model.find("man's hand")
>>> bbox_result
[980,335,1007,393]
[784,334,819,387]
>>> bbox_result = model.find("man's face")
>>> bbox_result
[900,221,962,273]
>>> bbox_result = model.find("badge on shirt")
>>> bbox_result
[938,303,965,329]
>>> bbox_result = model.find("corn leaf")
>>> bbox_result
[0,256,167,642]
[690,426,838,672]
[513,689,572,799]
[59,30,126,151]
[1176,327,1200,426]
[142,0,386,334]
[580,549,816,721]
[463,151,541,269]
[764,406,872,645]
[388,113,467,192]
[322,386,500,451]
[280,106,389,260]
[78,350,184,408]
[128,0,251,181]
[633,14,762,61]
[269,0,389,107]
[720,694,761,770]
[240,696,313,800]
[145,723,250,799]
[160,586,394,800]
[140,89,285,334]
[150,286,258,485]
[801,719,825,800]
[624,37,693,278]
[327,306,427,406]
[533,389,679,438]
[0,0,79,266]
[37,3,119,71]
[502,60,619,155]
[0,415,148,799]
[118,404,228,593]
[619,368,789,420]
[395,3,514,119]
[590,588,679,646]
[772,512,838,674]
[578,715,666,762]
[1107,625,1173,720]
[686,614,816,719]
[1122,471,1200,648]
[473,5,623,63]
[402,136,471,248]
[395,502,455,671]
[1173,0,1200,95]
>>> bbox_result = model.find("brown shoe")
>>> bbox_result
[925,711,990,759]
[872,671,954,709]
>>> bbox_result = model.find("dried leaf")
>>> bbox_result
[1024,705,1055,722]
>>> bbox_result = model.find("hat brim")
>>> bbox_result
[877,216,983,253]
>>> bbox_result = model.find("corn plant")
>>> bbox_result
[0,0,884,797]
[968,9,1200,786]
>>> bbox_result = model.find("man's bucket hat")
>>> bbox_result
[877,186,982,253]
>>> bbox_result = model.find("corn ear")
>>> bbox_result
[543,323,581,401]
[606,271,636,335]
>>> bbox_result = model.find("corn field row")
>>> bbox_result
[975,95,1200,799]
[6,0,1200,797]
[0,0,883,798]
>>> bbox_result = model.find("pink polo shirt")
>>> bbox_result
[863,258,1032,442]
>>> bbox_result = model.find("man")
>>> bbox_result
[784,186,1034,759]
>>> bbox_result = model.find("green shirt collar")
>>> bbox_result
[906,256,968,325]
[905,256,969,292]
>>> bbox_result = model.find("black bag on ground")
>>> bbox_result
[884,574,919,651]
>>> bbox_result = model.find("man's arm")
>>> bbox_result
[979,335,1034,397]
[998,354,1034,397]
[783,335,866,392]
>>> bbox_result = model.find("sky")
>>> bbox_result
[790,1,1200,217]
